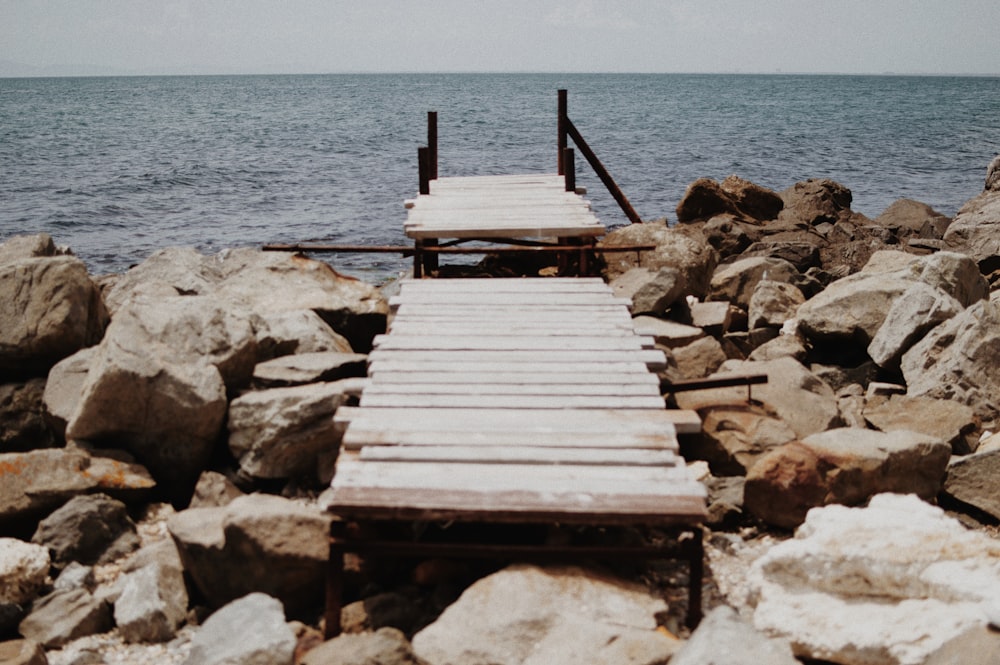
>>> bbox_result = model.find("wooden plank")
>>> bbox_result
[360,383,661,397]
[365,349,668,371]
[342,428,679,451]
[333,458,694,492]
[335,406,700,435]
[386,323,637,336]
[392,306,633,321]
[398,277,610,292]
[391,291,626,303]
[358,393,667,410]
[367,360,657,375]
[371,334,650,352]
[327,486,707,525]
[367,370,659,385]
[405,226,604,240]
[356,446,678,466]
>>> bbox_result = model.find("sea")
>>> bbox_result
[2,73,999,283]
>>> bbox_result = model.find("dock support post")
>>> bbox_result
[563,147,576,192]
[557,89,568,175]
[418,146,431,195]
[427,111,438,180]
[325,520,346,639]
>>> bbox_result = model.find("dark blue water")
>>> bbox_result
[2,73,999,281]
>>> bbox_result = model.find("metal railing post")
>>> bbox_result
[563,148,575,192]
[427,111,438,180]
[557,89,568,175]
[418,146,431,195]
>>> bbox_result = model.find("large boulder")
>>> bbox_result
[675,357,842,440]
[412,564,679,665]
[599,221,718,298]
[31,493,140,566]
[227,380,349,481]
[866,282,962,369]
[0,448,155,526]
[900,298,1000,426]
[777,178,854,227]
[0,255,108,378]
[943,189,1000,271]
[609,267,687,315]
[181,592,296,665]
[875,198,951,242]
[863,395,976,453]
[0,233,58,264]
[708,257,800,311]
[0,380,54,452]
[300,627,423,665]
[114,562,189,643]
[748,280,805,330]
[101,246,224,314]
[748,494,1000,665]
[744,429,951,529]
[41,347,96,441]
[251,351,367,388]
[685,404,798,475]
[942,448,1000,521]
[18,589,112,649]
[167,493,330,615]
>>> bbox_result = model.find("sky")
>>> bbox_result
[2,0,999,77]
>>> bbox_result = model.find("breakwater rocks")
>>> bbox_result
[2,162,1000,664]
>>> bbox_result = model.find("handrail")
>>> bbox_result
[557,89,643,224]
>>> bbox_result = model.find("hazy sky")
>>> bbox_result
[3,0,999,76]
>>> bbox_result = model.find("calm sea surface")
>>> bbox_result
[2,73,999,282]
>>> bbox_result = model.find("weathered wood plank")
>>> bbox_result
[367,360,656,376]
[366,349,668,371]
[358,393,666,410]
[335,406,701,435]
[360,382,661,397]
[398,277,610,292]
[371,334,649,352]
[341,428,679,451]
[386,323,637,336]
[367,370,659,385]
[357,445,678,466]
[406,226,604,240]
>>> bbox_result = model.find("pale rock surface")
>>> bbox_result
[689,405,798,475]
[631,315,704,349]
[610,266,686,315]
[0,255,108,377]
[748,494,1000,665]
[227,380,348,480]
[0,539,50,606]
[167,494,330,614]
[101,246,224,314]
[0,232,58,264]
[901,298,1000,426]
[251,351,367,388]
[599,221,718,298]
[866,282,962,368]
[943,449,1000,521]
[18,589,112,649]
[748,280,805,329]
[31,493,140,566]
[863,395,976,452]
[182,593,295,665]
[253,309,354,358]
[412,564,679,665]
[675,357,842,439]
[670,336,727,380]
[669,606,798,665]
[943,189,1000,268]
[747,333,808,362]
[299,627,422,665]
[189,471,244,508]
[114,562,189,643]
[744,429,950,529]
[0,639,47,665]
[708,257,800,310]
[41,347,97,440]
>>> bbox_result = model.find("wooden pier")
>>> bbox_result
[320,91,708,638]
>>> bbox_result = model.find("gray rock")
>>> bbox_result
[943,449,1000,521]
[412,564,679,665]
[182,593,295,665]
[690,405,798,475]
[778,178,854,227]
[101,246,224,315]
[875,198,951,241]
[671,336,727,380]
[0,448,154,525]
[0,233,58,265]
[748,280,805,329]
[252,351,367,388]
[227,380,349,480]
[864,395,976,453]
[114,562,189,643]
[915,251,988,307]
[867,282,963,369]
[254,310,355,358]
[599,221,718,298]
[670,606,798,665]
[31,493,139,566]
[924,623,1000,665]
[610,267,687,315]
[18,589,111,649]
[0,256,108,378]
[944,189,1000,268]
[167,494,330,615]
[709,257,800,311]
[631,316,704,349]
[688,300,732,332]
[0,380,54,453]
[744,428,951,529]
[0,539,50,607]
[901,298,1000,426]
[52,562,94,594]
[0,639,48,665]
[41,348,96,442]
[676,177,744,223]
[299,627,422,665]
[747,334,807,362]
[189,471,244,509]
[339,592,426,636]
[675,357,842,440]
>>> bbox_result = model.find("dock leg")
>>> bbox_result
[423,238,439,276]
[685,527,704,630]
[325,521,346,639]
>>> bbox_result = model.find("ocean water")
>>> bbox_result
[2,73,999,282]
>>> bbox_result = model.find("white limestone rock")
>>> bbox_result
[0,539,50,606]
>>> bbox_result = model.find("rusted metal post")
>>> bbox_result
[686,528,704,629]
[325,521,346,639]
[427,111,438,180]
[563,148,575,192]
[557,89,568,175]
[565,118,643,224]
[418,146,430,196]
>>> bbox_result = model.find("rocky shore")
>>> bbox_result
[2,159,1000,664]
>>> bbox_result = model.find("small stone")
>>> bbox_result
[182,593,295,665]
